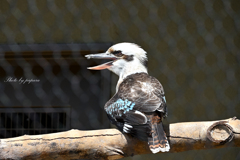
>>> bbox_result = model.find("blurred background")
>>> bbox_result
[0,0,239,159]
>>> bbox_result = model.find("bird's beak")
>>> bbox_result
[85,53,117,70]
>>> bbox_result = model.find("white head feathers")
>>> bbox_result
[109,42,148,65]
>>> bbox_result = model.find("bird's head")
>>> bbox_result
[85,43,148,78]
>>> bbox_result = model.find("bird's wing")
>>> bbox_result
[118,75,166,113]
[105,75,166,125]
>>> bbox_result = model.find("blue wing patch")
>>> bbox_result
[163,96,166,103]
[105,99,135,116]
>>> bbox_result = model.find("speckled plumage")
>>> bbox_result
[86,42,170,153]
[105,73,169,153]
[105,72,167,116]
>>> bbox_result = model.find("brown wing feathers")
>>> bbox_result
[147,113,170,153]
[104,73,170,153]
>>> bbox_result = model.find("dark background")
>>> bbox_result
[0,0,239,159]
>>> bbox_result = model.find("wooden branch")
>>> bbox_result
[0,117,239,160]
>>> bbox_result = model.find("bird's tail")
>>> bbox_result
[147,114,170,154]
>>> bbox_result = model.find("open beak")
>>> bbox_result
[85,53,117,70]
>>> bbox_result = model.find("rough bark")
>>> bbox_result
[0,117,239,160]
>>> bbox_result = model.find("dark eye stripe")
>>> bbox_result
[123,55,133,61]
[112,50,123,57]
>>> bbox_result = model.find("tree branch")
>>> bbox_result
[0,117,239,160]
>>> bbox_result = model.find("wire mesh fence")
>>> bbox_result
[0,0,240,160]
[0,43,112,138]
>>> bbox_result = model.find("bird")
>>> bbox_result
[85,42,170,153]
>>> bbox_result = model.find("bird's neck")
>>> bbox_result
[116,60,148,91]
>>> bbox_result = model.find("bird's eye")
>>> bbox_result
[112,50,123,57]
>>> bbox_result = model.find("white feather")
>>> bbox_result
[124,123,133,128]
[106,43,148,91]
[110,43,147,62]
[123,123,133,133]
[150,141,170,154]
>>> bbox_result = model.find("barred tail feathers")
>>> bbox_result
[148,116,170,153]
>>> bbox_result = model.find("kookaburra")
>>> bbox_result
[85,42,170,153]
